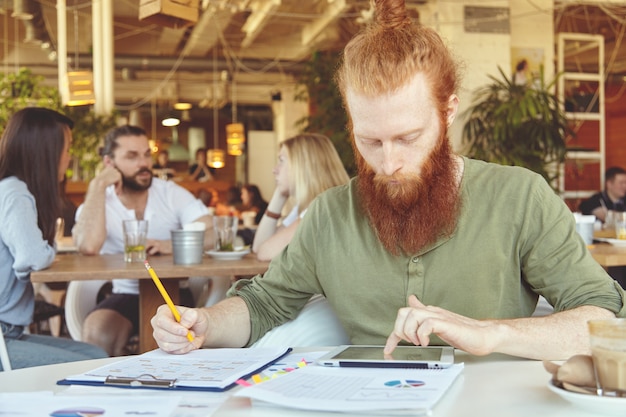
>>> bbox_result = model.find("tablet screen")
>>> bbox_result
[331,346,444,361]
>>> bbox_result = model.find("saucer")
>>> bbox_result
[206,248,251,260]
[547,380,626,415]
[595,238,626,247]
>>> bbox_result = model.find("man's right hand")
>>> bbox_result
[151,304,206,354]
[90,165,123,195]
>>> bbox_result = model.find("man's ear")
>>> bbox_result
[446,94,460,127]
[103,155,113,167]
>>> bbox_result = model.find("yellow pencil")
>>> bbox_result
[144,260,194,342]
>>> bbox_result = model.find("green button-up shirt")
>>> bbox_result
[231,158,626,346]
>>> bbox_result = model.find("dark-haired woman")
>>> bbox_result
[0,107,107,370]
[240,184,268,225]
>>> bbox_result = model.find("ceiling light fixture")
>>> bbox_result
[207,45,225,169]
[63,9,95,106]
[173,102,192,110]
[64,70,96,106]
[167,125,189,161]
[161,112,180,127]
[226,74,245,156]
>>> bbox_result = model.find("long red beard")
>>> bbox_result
[356,138,462,256]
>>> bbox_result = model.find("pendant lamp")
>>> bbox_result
[206,45,225,169]
[226,76,245,156]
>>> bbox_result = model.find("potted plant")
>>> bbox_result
[0,68,63,128]
[461,67,573,189]
[64,106,117,180]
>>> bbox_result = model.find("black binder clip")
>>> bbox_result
[105,373,176,388]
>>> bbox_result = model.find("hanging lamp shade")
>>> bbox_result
[167,126,189,161]
[63,71,96,106]
[226,123,245,156]
[206,43,225,169]
[207,149,225,169]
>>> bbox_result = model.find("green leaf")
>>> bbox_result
[0,68,117,181]
[461,65,574,190]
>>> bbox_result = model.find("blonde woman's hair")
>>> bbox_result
[281,133,350,212]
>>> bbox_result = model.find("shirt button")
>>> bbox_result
[412,257,420,263]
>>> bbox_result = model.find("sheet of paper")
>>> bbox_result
[235,363,464,414]
[0,391,179,417]
[62,347,291,390]
[63,386,229,417]
[60,350,331,417]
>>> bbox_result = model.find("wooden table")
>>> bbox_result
[31,254,270,353]
[589,243,626,267]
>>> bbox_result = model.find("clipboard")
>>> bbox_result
[57,347,292,392]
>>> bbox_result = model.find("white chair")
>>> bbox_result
[64,280,110,341]
[187,276,232,308]
[532,295,554,317]
[251,295,350,348]
[0,331,11,371]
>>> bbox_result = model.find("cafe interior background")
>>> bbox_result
[0,0,625,209]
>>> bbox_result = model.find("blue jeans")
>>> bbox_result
[0,321,108,371]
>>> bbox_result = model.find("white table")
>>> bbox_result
[0,349,601,416]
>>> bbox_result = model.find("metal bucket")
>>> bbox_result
[171,229,205,265]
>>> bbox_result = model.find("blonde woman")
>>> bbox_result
[252,133,349,261]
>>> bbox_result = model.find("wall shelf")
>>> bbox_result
[557,33,605,205]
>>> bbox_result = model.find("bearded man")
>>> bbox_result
[73,125,213,356]
[151,0,625,360]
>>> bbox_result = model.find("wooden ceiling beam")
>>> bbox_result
[157,27,187,55]
[241,0,282,49]
[301,0,348,47]
[181,6,235,57]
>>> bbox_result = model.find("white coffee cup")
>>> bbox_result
[573,213,595,245]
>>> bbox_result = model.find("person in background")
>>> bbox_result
[0,107,107,370]
[73,125,213,356]
[151,0,625,361]
[240,184,268,225]
[189,148,213,182]
[152,149,175,180]
[196,188,215,207]
[579,166,626,288]
[513,59,529,86]
[252,133,350,261]
[153,149,169,169]
[579,166,626,222]
[215,185,242,217]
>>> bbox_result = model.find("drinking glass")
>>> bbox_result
[588,319,626,397]
[123,220,148,262]
[213,216,237,252]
